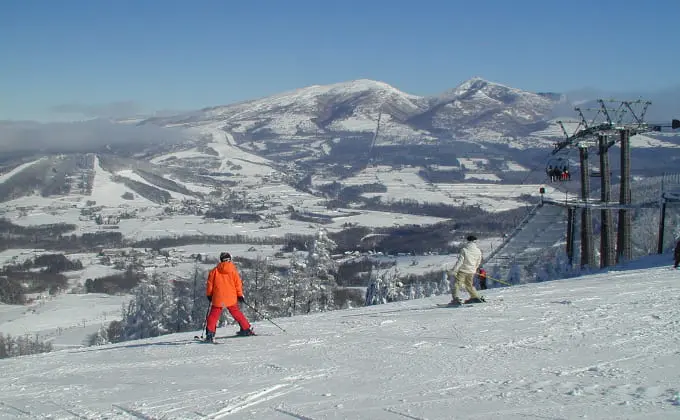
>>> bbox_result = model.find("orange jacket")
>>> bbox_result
[206,261,244,308]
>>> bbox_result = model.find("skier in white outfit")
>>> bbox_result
[448,235,484,305]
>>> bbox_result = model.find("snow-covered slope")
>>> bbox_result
[145,79,430,139]
[331,164,563,211]
[1,255,679,419]
[0,293,130,349]
[143,78,561,147]
[0,158,48,184]
[410,77,558,143]
[90,155,155,207]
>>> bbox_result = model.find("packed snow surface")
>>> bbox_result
[1,257,679,419]
[0,158,47,184]
[0,293,130,349]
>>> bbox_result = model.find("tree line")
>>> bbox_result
[0,254,84,304]
[0,333,53,359]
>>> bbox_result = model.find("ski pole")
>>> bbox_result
[485,274,513,287]
[448,269,514,287]
[199,304,211,339]
[243,300,287,333]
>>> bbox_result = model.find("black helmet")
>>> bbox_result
[466,235,478,242]
[219,252,232,262]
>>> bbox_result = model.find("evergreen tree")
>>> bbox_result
[190,267,210,330]
[631,209,660,257]
[86,325,111,346]
[241,256,283,320]
[121,274,173,340]
[303,228,338,312]
[366,267,407,305]
[490,265,503,289]
[169,279,194,333]
[284,252,308,316]
[507,263,523,285]
[438,270,450,295]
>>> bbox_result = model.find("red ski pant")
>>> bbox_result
[206,305,250,333]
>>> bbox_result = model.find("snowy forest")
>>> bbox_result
[86,229,457,346]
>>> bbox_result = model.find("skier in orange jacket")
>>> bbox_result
[477,267,488,290]
[204,252,254,342]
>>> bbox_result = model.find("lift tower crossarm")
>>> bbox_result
[598,100,613,125]
[621,100,651,125]
[552,123,612,155]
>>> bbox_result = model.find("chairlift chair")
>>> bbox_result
[546,156,572,182]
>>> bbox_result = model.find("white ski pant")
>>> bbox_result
[451,271,480,300]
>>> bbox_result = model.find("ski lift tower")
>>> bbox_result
[367,103,384,167]
[549,99,666,268]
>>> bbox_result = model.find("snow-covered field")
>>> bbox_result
[327,165,564,211]
[326,210,447,230]
[624,134,680,149]
[90,156,155,207]
[197,125,280,181]
[0,293,130,349]
[0,158,48,184]
[1,254,678,419]
[1,193,451,242]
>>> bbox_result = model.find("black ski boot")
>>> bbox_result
[236,328,255,337]
[464,296,486,304]
[205,331,215,343]
[447,298,463,307]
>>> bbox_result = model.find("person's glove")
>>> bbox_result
[237,296,246,303]
[206,295,212,302]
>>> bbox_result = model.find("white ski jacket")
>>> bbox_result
[451,241,483,275]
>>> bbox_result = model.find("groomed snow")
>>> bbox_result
[1,255,679,419]
[90,156,154,207]
[463,173,501,181]
[334,166,561,212]
[116,169,195,201]
[149,149,215,164]
[457,158,489,170]
[627,134,680,149]
[327,210,448,230]
[0,158,47,184]
[0,293,130,348]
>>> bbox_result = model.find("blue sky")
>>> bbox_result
[1,0,679,121]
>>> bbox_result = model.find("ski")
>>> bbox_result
[193,332,267,343]
[193,336,221,344]
[216,333,270,339]
[436,303,473,308]
[436,298,486,308]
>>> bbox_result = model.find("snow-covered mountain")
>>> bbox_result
[144,80,427,136]
[409,77,561,141]
[1,253,679,419]
[1,77,678,216]
[143,77,562,147]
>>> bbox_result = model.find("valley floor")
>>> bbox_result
[0,258,679,419]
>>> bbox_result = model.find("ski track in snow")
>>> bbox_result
[198,126,277,177]
[0,263,679,419]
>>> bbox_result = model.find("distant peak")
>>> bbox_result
[457,77,504,89]
[446,77,522,97]
[326,78,394,90]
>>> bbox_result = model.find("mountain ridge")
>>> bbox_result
[140,76,562,154]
